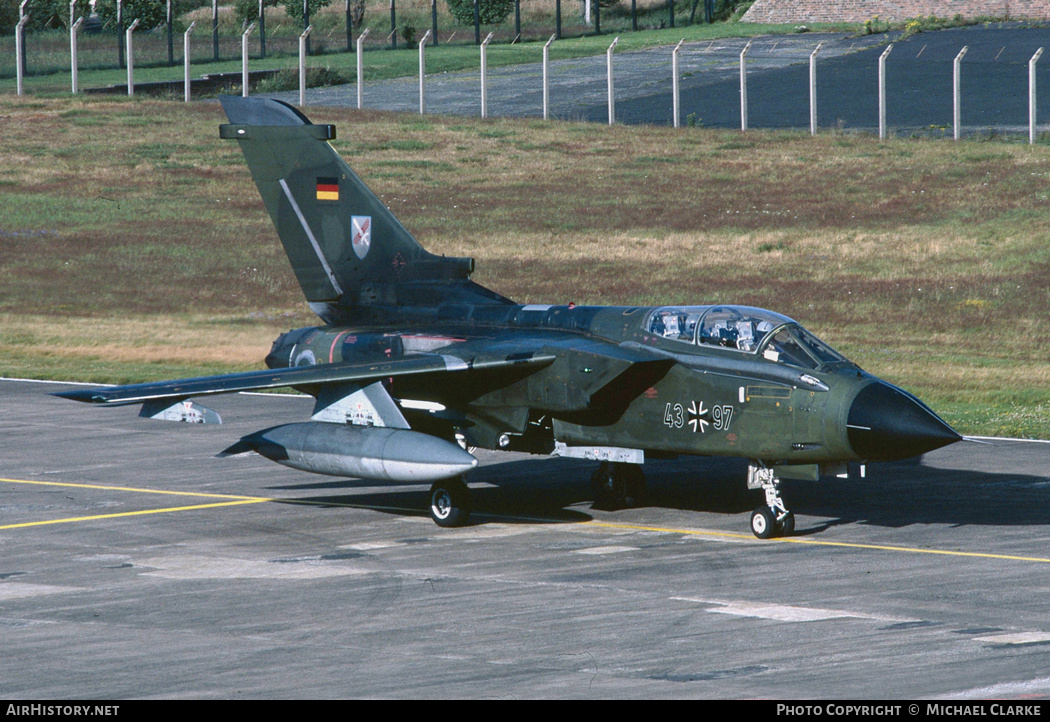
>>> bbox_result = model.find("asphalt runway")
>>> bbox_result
[3,377,1050,699]
[281,24,1050,132]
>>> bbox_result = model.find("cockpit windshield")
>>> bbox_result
[644,304,853,370]
[758,325,851,369]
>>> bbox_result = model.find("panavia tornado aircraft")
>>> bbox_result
[58,96,961,538]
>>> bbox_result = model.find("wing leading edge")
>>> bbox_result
[54,350,557,407]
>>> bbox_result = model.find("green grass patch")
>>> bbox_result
[1,19,861,95]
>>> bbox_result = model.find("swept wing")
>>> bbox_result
[55,348,557,407]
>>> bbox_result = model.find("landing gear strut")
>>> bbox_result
[748,466,795,539]
[429,476,471,528]
[591,462,646,510]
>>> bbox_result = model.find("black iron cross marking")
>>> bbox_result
[688,400,711,433]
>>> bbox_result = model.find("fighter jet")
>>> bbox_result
[57,97,961,538]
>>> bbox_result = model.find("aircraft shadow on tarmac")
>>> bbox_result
[263,453,1050,532]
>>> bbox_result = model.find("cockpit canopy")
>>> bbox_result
[644,305,852,371]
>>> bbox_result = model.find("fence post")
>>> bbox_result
[672,39,684,128]
[419,30,432,114]
[809,42,822,136]
[117,0,124,68]
[69,0,78,87]
[357,27,370,109]
[300,25,312,106]
[16,12,29,96]
[241,22,255,97]
[212,0,219,62]
[167,0,174,65]
[740,39,752,131]
[184,21,196,102]
[953,46,968,141]
[346,0,353,51]
[556,0,562,39]
[392,0,398,49]
[481,32,494,118]
[1030,48,1044,145]
[70,15,84,94]
[879,44,892,140]
[18,1,28,82]
[126,18,140,97]
[543,34,555,120]
[606,36,619,125]
[432,0,438,46]
[259,0,267,58]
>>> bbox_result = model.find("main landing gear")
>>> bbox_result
[748,466,794,539]
[591,461,647,510]
[429,476,471,528]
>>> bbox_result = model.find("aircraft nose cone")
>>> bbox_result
[847,381,961,462]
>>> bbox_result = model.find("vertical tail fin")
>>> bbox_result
[219,97,501,320]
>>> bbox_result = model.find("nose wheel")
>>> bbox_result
[750,507,794,539]
[749,466,795,539]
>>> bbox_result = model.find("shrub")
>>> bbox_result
[94,0,169,31]
[255,65,350,92]
[281,0,331,23]
[445,0,514,26]
[15,0,73,30]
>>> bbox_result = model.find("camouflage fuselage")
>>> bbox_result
[266,302,881,468]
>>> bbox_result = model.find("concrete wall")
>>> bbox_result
[741,0,1050,24]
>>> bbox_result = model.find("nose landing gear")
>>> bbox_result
[748,465,795,539]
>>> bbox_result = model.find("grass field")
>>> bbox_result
[0,95,1047,438]
[1,18,850,94]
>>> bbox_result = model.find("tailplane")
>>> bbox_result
[219,96,508,322]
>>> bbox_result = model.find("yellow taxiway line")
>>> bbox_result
[0,477,266,500]
[586,520,1050,564]
[0,499,271,530]
[4,477,1050,565]
[0,477,272,531]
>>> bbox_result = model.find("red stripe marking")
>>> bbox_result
[329,332,348,363]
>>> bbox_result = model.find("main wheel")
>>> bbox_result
[623,464,647,507]
[750,507,777,539]
[429,477,471,528]
[591,462,628,510]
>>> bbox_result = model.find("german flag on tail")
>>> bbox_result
[316,177,339,201]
